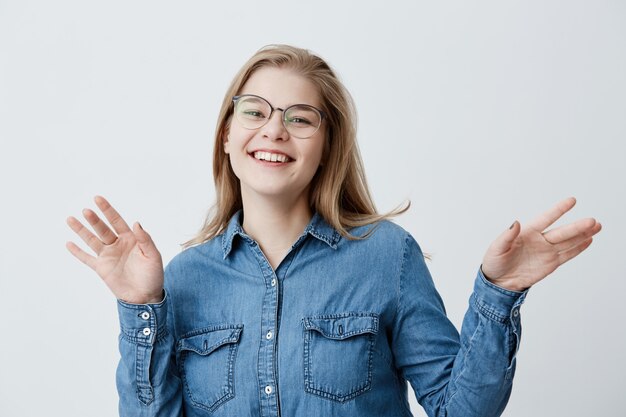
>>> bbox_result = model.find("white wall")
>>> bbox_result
[1,1,624,415]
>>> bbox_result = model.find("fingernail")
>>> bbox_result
[137,222,144,230]
[509,221,516,229]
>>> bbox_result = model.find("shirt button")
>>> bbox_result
[264,385,273,395]
[512,309,519,317]
[266,331,273,340]
[140,311,150,320]
[271,278,276,287]
[142,328,151,336]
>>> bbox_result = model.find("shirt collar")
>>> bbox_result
[221,210,341,259]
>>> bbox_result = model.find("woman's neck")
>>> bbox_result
[241,191,313,270]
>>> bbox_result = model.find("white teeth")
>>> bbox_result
[253,151,291,163]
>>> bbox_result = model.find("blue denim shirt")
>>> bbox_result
[116,211,527,417]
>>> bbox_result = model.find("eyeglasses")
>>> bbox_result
[232,94,326,139]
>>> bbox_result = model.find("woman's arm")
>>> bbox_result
[67,196,183,415]
[392,235,522,417]
[116,290,183,416]
[392,197,599,417]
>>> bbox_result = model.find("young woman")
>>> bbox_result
[66,45,601,417]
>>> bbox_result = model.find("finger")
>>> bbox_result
[133,222,159,258]
[527,197,577,232]
[66,216,104,254]
[65,241,97,269]
[83,208,118,244]
[543,217,599,244]
[489,220,522,255]
[553,221,602,252]
[557,237,593,266]
[94,195,131,235]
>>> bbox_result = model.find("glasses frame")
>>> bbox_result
[232,94,326,139]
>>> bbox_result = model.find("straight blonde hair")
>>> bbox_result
[183,45,408,248]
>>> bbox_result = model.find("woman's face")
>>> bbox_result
[224,66,326,206]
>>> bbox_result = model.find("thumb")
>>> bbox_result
[133,222,159,258]
[489,221,521,255]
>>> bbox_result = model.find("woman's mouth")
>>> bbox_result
[252,151,292,163]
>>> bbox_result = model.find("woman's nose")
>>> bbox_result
[261,110,289,141]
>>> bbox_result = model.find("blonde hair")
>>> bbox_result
[183,44,408,248]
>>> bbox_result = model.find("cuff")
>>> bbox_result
[472,268,528,324]
[117,291,169,345]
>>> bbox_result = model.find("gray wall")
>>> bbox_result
[1,1,624,415]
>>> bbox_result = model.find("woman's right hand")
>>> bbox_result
[66,195,164,304]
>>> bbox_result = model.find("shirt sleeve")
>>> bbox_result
[391,233,527,417]
[116,289,183,416]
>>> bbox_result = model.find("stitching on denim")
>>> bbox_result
[302,312,378,403]
[178,324,243,341]
[306,326,378,339]
[395,233,421,399]
[303,312,380,320]
[135,344,154,405]
[302,313,379,339]
[473,295,509,323]
[505,316,521,378]
[246,240,274,278]
[396,233,411,321]
[303,317,377,403]
[178,336,239,412]
[119,327,169,346]
[306,223,339,249]
[445,311,485,409]
[280,236,303,281]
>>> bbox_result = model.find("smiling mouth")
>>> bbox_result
[252,151,292,163]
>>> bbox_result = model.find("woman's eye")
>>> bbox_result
[243,110,265,118]
[288,116,312,125]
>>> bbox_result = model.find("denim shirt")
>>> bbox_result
[116,211,527,417]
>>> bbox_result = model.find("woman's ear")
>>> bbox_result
[223,117,233,154]
[223,131,231,154]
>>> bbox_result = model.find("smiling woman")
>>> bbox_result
[223,66,327,240]
[66,44,601,417]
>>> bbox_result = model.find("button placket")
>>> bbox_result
[249,239,281,417]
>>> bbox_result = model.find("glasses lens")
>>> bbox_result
[284,105,322,138]
[235,96,271,129]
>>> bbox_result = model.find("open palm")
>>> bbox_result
[66,196,164,304]
[482,197,601,292]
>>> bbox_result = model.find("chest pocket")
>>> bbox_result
[302,313,379,403]
[177,325,243,413]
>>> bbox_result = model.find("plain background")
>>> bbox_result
[1,1,624,415]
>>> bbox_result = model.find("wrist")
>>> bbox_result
[480,266,528,292]
[120,290,164,305]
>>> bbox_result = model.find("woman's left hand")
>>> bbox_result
[481,197,602,292]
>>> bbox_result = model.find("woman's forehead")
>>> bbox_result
[239,67,321,108]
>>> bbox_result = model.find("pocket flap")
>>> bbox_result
[178,325,243,356]
[303,314,378,340]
